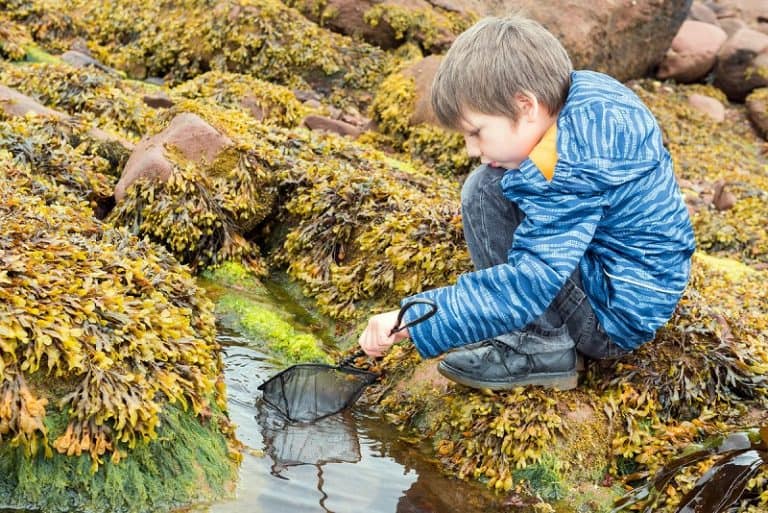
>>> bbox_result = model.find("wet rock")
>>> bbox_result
[115,113,234,201]
[688,2,720,25]
[401,54,442,126]
[688,93,726,122]
[714,27,768,101]
[302,114,363,137]
[658,20,727,82]
[0,85,66,118]
[142,91,174,109]
[712,180,738,210]
[746,87,768,137]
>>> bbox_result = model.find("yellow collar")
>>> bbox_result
[527,123,558,181]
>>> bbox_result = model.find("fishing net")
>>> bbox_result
[258,364,377,423]
[258,299,437,423]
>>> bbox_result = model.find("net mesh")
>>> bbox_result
[258,364,377,422]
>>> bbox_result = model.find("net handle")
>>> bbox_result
[340,299,438,367]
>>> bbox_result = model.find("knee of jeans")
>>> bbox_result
[461,164,498,205]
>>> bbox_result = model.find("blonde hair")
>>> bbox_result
[431,15,572,129]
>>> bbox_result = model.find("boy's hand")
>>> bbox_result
[359,309,410,357]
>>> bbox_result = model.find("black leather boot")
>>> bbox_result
[437,331,578,391]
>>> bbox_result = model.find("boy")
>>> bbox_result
[358,15,695,391]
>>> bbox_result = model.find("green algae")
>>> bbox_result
[0,406,237,513]
[0,111,240,512]
[202,261,265,292]
[216,295,330,365]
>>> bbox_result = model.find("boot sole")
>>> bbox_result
[437,362,578,391]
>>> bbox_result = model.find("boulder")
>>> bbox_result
[658,20,728,82]
[142,91,175,109]
[746,87,768,137]
[688,1,720,24]
[0,85,65,119]
[294,0,457,51]
[401,54,442,126]
[719,16,748,36]
[472,0,692,82]
[114,113,234,201]
[714,27,768,101]
[303,114,363,137]
[688,93,726,122]
[302,0,690,82]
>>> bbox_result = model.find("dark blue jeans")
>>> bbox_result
[461,164,628,360]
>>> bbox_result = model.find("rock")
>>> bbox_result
[142,91,174,109]
[0,85,66,119]
[303,114,363,137]
[69,38,92,56]
[401,55,442,126]
[746,87,768,137]
[688,2,720,25]
[705,0,740,19]
[724,0,768,26]
[60,50,121,76]
[303,0,457,51]
[719,16,748,36]
[114,113,234,201]
[714,27,768,101]
[301,0,688,81]
[688,93,726,122]
[712,180,737,210]
[658,20,727,82]
[474,0,691,82]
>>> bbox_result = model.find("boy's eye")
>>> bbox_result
[468,130,480,137]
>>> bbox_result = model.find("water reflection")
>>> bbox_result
[209,339,505,513]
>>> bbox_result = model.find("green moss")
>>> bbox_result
[216,295,331,364]
[513,455,566,501]
[0,405,238,513]
[202,261,265,291]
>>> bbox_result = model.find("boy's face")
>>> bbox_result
[458,96,553,170]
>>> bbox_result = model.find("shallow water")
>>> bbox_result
[203,336,506,513]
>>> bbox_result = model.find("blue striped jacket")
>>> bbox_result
[404,70,696,358]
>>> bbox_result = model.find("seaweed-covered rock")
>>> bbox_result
[19,0,393,102]
[367,59,472,176]
[0,124,240,512]
[286,0,475,52]
[0,12,33,60]
[746,86,768,138]
[714,27,768,101]
[170,70,308,127]
[114,112,234,201]
[108,106,278,273]
[0,61,156,142]
[631,80,768,266]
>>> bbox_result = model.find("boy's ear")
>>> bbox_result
[515,92,539,121]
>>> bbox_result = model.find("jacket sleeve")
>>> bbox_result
[402,191,607,359]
